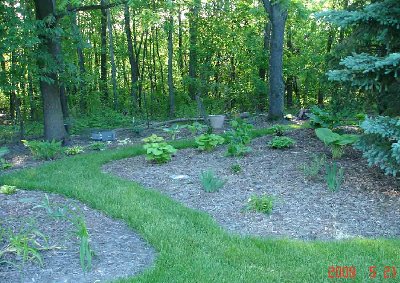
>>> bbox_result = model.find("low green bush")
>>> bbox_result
[142,135,177,163]
[230,164,242,174]
[245,194,274,215]
[0,185,17,195]
[195,134,225,151]
[226,119,253,157]
[268,136,295,149]
[22,140,63,160]
[315,128,359,158]
[307,106,340,129]
[65,146,85,156]
[87,142,107,151]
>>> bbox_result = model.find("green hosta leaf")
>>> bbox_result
[315,128,341,144]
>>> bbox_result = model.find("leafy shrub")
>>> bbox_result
[187,122,207,136]
[226,119,253,157]
[315,128,359,158]
[0,185,17,195]
[0,146,12,170]
[307,106,340,129]
[142,134,177,163]
[163,124,183,140]
[270,125,286,136]
[301,154,327,179]
[355,116,400,176]
[325,162,344,192]
[246,194,274,214]
[230,164,242,174]
[22,140,63,160]
[65,146,84,156]
[195,134,225,151]
[87,142,107,151]
[200,170,225,192]
[268,136,295,149]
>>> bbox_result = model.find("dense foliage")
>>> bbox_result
[355,116,400,176]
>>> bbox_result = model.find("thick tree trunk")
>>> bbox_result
[107,8,118,110]
[188,0,200,100]
[167,8,175,118]
[178,7,184,77]
[33,0,67,141]
[100,0,108,103]
[263,0,287,120]
[124,3,139,110]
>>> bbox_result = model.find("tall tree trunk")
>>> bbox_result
[124,3,139,111]
[28,72,35,121]
[167,4,175,118]
[100,0,108,103]
[9,53,17,121]
[262,0,288,120]
[188,0,200,100]
[286,76,293,107]
[178,7,184,77]
[70,9,87,112]
[107,8,118,110]
[33,0,67,141]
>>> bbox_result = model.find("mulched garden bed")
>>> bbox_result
[103,129,400,241]
[0,190,155,283]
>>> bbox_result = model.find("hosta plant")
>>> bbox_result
[142,135,177,163]
[315,128,359,158]
[65,146,84,156]
[195,134,225,151]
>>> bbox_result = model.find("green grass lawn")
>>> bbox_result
[1,130,399,282]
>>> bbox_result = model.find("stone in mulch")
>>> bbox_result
[0,190,155,283]
[103,129,400,241]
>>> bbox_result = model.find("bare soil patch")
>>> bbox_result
[103,129,400,240]
[0,190,155,283]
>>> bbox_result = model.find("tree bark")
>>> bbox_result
[167,3,175,118]
[100,0,108,103]
[262,0,287,120]
[124,3,139,110]
[107,8,118,110]
[33,0,67,141]
[188,0,200,100]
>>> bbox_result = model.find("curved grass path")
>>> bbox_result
[1,134,399,282]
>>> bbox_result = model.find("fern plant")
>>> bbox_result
[355,116,400,176]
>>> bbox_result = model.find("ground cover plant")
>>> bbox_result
[200,170,225,192]
[245,194,274,215]
[142,134,177,163]
[1,129,400,282]
[22,140,63,160]
[268,136,296,149]
[195,134,225,151]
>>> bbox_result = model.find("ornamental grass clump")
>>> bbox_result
[200,170,225,193]
[142,134,177,163]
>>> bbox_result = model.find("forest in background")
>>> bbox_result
[0,0,399,142]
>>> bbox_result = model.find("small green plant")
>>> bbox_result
[301,154,326,179]
[72,215,93,273]
[187,122,207,136]
[22,139,63,160]
[0,224,48,267]
[226,119,253,157]
[315,128,359,158]
[88,142,107,151]
[34,194,68,219]
[230,164,242,174]
[268,136,295,149]
[0,146,12,170]
[0,185,17,195]
[200,170,225,193]
[270,125,286,136]
[307,106,340,129]
[142,134,164,143]
[142,134,177,163]
[195,134,225,151]
[65,146,84,156]
[163,124,182,140]
[245,194,274,215]
[325,162,344,192]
